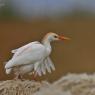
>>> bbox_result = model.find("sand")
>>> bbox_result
[0,73,95,95]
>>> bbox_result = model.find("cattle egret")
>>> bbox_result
[5,32,70,80]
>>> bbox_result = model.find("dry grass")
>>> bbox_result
[0,73,95,95]
[0,79,51,95]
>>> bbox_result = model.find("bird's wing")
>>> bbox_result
[40,63,46,75]
[11,41,40,57]
[44,59,52,73]
[36,66,42,76]
[35,62,46,76]
[33,61,45,76]
[46,57,55,71]
[5,42,47,69]
[35,57,55,76]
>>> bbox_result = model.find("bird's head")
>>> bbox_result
[43,32,70,42]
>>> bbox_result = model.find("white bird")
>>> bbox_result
[5,32,70,80]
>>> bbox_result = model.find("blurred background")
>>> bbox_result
[0,0,95,82]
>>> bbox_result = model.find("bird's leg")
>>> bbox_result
[32,75,37,81]
[32,72,37,81]
[33,73,42,83]
[14,74,24,81]
[14,74,20,80]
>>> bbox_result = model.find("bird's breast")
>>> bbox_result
[45,48,52,56]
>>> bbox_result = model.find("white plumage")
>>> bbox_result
[5,32,70,79]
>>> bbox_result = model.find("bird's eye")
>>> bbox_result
[54,36,58,38]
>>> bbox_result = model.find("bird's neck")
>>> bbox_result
[42,39,52,54]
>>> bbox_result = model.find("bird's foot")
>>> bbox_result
[32,75,38,82]
[14,75,25,81]
[32,78,37,82]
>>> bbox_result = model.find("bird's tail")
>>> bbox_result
[4,61,12,74]
[5,68,12,74]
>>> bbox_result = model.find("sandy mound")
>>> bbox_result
[53,73,95,95]
[1,73,95,95]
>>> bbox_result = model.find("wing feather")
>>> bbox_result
[47,57,55,71]
[34,62,46,76]
[34,57,55,76]
[35,66,42,76]
[37,57,55,75]
[44,59,52,73]
[40,63,46,75]
[29,57,55,77]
